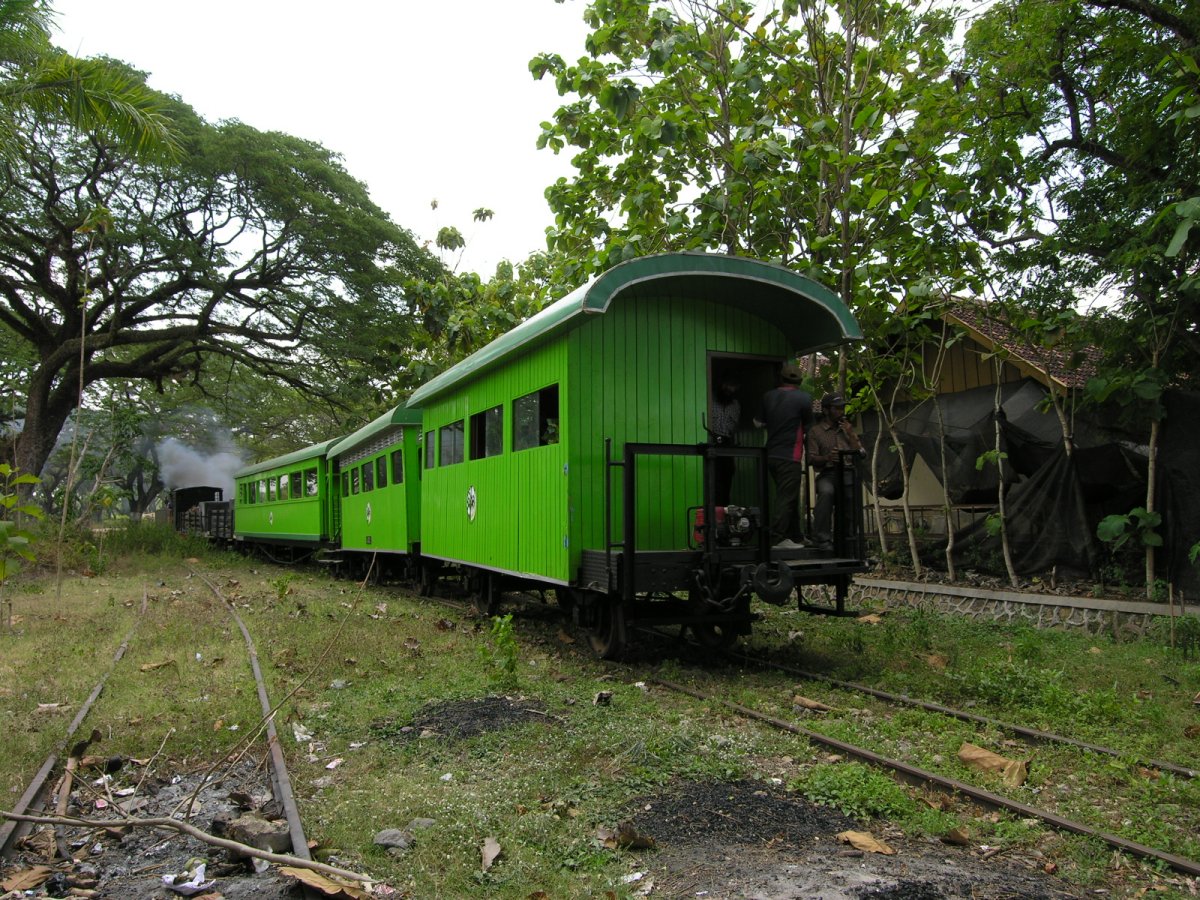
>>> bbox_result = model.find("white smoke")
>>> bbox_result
[156,437,245,500]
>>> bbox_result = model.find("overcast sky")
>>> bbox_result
[51,1,592,276]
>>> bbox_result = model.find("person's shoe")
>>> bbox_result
[773,538,804,549]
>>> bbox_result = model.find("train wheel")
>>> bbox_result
[418,562,438,598]
[471,571,498,617]
[553,587,578,616]
[690,621,738,651]
[588,600,626,659]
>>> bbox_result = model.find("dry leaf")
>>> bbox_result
[615,821,656,850]
[793,695,834,711]
[1184,724,1200,738]
[139,660,177,672]
[557,628,576,644]
[1088,647,1103,654]
[941,826,971,846]
[856,613,883,624]
[2,865,52,891]
[923,653,948,669]
[837,830,895,854]
[481,836,502,872]
[278,866,371,898]
[958,742,1029,787]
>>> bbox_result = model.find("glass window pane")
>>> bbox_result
[391,449,404,484]
[376,456,388,488]
[362,461,374,492]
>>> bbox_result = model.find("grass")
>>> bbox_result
[1,536,1199,896]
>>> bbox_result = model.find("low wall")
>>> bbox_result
[828,577,1196,638]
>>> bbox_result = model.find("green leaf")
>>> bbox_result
[1096,515,1128,543]
[1166,219,1192,257]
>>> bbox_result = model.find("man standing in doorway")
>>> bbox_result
[807,393,865,552]
[756,361,812,549]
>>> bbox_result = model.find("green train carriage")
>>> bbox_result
[233,439,339,557]
[325,405,423,577]
[408,252,866,656]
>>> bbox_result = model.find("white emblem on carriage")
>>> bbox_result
[365,502,373,524]
[466,486,477,522]
[268,512,274,525]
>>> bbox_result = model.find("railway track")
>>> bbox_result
[649,675,1200,878]
[0,566,368,894]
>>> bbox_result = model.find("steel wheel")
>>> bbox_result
[471,571,498,617]
[588,599,626,659]
[690,621,738,650]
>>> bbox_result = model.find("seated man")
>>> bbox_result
[806,394,865,552]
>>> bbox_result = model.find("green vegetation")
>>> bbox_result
[2,545,1198,896]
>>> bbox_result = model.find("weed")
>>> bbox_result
[269,573,294,601]
[794,762,915,820]
[479,613,520,687]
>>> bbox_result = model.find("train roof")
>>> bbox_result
[326,405,423,460]
[235,439,340,478]
[407,252,861,408]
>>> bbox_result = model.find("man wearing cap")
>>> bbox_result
[807,393,865,552]
[755,362,812,549]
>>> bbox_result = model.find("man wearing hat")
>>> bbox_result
[755,361,812,549]
[807,393,865,552]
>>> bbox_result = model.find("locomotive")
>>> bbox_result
[179,252,868,657]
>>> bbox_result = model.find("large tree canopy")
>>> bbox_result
[0,82,444,477]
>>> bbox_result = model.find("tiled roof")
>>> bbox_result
[946,303,1100,390]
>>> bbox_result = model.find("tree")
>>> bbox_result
[0,80,444,479]
[0,0,176,159]
[960,0,1200,594]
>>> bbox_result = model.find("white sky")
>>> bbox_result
[51,0,592,276]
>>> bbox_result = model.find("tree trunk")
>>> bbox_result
[994,370,1018,588]
[868,427,891,562]
[1145,415,1160,600]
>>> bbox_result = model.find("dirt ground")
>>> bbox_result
[0,697,1105,899]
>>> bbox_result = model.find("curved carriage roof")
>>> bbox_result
[235,439,339,479]
[407,252,861,408]
[326,405,423,460]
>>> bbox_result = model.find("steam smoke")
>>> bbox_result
[156,437,245,500]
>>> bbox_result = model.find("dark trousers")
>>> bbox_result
[767,458,804,543]
[715,455,735,506]
[812,468,837,544]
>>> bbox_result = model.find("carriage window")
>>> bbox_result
[278,475,289,500]
[391,449,404,484]
[305,468,318,496]
[362,461,374,492]
[290,472,302,498]
[258,480,267,502]
[439,420,464,466]
[268,478,276,501]
[376,456,388,488]
[424,430,435,469]
[514,384,560,451]
[470,405,504,459]
[342,471,349,497]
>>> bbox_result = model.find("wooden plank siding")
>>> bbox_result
[234,454,332,543]
[337,428,421,555]
[569,293,790,563]
[420,341,569,582]
[925,336,1030,395]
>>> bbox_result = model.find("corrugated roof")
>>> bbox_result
[326,405,423,460]
[407,252,861,408]
[236,439,339,478]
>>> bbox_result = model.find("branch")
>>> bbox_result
[1085,0,1197,45]
[0,809,373,885]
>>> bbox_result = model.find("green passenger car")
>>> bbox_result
[233,440,339,552]
[326,405,423,570]
[408,253,861,612]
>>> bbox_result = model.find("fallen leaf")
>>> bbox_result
[856,613,883,624]
[278,866,371,898]
[481,836,502,872]
[2,865,52,891]
[941,826,971,846]
[140,660,177,672]
[1184,724,1200,739]
[615,821,656,850]
[958,742,1028,788]
[1089,647,1103,654]
[557,629,576,644]
[792,695,834,711]
[325,757,344,770]
[213,719,224,731]
[923,653,948,669]
[837,830,895,854]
